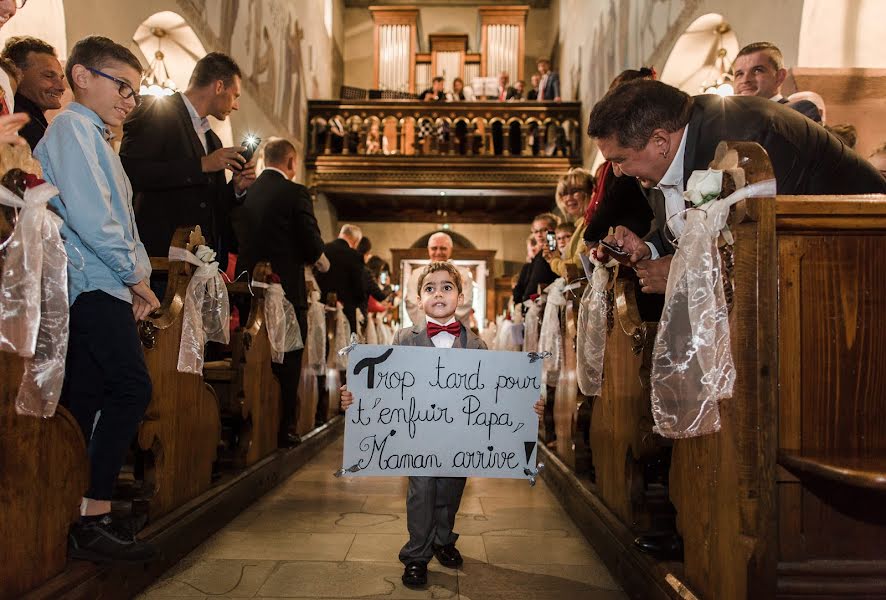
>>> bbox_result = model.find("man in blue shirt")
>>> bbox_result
[35,36,159,563]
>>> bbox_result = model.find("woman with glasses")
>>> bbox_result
[542,167,594,278]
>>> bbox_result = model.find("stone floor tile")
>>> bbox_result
[456,562,627,600]
[345,533,486,564]
[482,535,603,566]
[241,509,406,534]
[197,530,355,561]
[256,561,458,599]
[138,559,277,597]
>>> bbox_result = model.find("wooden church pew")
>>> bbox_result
[318,292,342,423]
[137,226,221,520]
[0,164,89,599]
[205,262,281,467]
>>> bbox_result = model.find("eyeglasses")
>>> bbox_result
[86,67,141,106]
[530,228,552,234]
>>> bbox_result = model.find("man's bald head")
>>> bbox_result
[427,232,453,261]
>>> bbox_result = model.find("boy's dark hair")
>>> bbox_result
[432,76,445,84]
[532,212,559,230]
[587,79,693,150]
[66,36,142,88]
[418,261,463,295]
[555,222,575,235]
[189,52,241,88]
[2,36,56,70]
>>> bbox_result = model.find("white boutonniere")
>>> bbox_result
[194,244,217,264]
[684,169,723,207]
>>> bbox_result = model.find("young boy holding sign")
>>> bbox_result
[341,261,544,588]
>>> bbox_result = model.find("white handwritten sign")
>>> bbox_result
[341,344,541,479]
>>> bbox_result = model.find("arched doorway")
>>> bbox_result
[133,11,233,147]
[659,13,739,96]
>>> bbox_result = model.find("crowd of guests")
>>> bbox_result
[419,57,560,102]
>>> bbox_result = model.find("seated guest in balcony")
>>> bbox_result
[2,36,65,150]
[314,224,367,332]
[732,42,821,123]
[420,76,446,102]
[35,35,160,562]
[513,212,559,304]
[588,79,886,294]
[447,77,474,102]
[121,52,256,273]
[497,71,518,101]
[536,58,560,102]
[508,79,525,101]
[364,119,386,154]
[234,137,327,448]
[527,73,540,101]
[542,168,594,278]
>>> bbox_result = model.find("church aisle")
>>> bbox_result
[138,437,625,600]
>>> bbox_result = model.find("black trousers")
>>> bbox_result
[272,308,308,437]
[61,291,153,500]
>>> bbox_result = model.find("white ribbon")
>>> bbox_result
[539,278,567,387]
[304,290,326,376]
[169,245,230,374]
[251,279,302,363]
[0,181,69,417]
[650,176,775,438]
[576,253,617,396]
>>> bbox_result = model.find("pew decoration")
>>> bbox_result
[576,254,617,396]
[252,275,303,363]
[169,243,230,374]
[332,304,351,371]
[494,310,523,351]
[0,176,70,418]
[365,310,379,344]
[650,170,776,438]
[538,278,566,386]
[304,289,326,376]
[522,299,541,353]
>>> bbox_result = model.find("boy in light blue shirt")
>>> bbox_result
[34,36,160,563]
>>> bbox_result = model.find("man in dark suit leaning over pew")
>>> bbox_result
[589,79,886,294]
[235,138,328,447]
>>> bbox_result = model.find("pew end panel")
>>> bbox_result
[138,226,221,520]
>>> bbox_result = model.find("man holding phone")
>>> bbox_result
[121,52,256,272]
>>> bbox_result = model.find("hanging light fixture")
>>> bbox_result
[700,24,734,97]
[140,27,177,97]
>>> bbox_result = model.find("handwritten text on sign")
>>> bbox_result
[341,345,541,478]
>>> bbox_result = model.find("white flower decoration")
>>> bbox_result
[684,169,723,207]
[194,244,217,264]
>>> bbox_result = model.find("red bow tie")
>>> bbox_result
[427,321,461,338]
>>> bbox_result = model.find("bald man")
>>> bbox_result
[405,232,475,327]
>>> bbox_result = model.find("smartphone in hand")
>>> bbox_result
[598,239,633,264]
[241,136,262,162]
[546,231,557,252]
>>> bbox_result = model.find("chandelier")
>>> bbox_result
[700,24,734,97]
[140,27,176,97]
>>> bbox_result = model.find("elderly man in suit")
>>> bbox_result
[314,224,367,333]
[235,138,328,447]
[588,79,886,294]
[404,232,475,328]
[732,41,822,122]
[536,58,560,102]
[121,52,255,272]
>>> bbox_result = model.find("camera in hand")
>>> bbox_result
[546,231,557,252]
[598,239,632,264]
[240,134,261,162]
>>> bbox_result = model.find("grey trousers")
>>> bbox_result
[398,476,467,565]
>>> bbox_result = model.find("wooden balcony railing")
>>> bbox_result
[306,100,582,161]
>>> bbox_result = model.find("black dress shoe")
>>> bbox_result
[634,532,684,561]
[402,561,428,588]
[277,432,301,448]
[69,515,160,563]
[433,543,463,568]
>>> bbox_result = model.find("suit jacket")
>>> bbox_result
[539,72,560,101]
[120,92,239,267]
[14,93,48,150]
[393,322,487,350]
[314,238,367,331]
[647,94,886,256]
[527,89,539,101]
[234,169,325,310]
